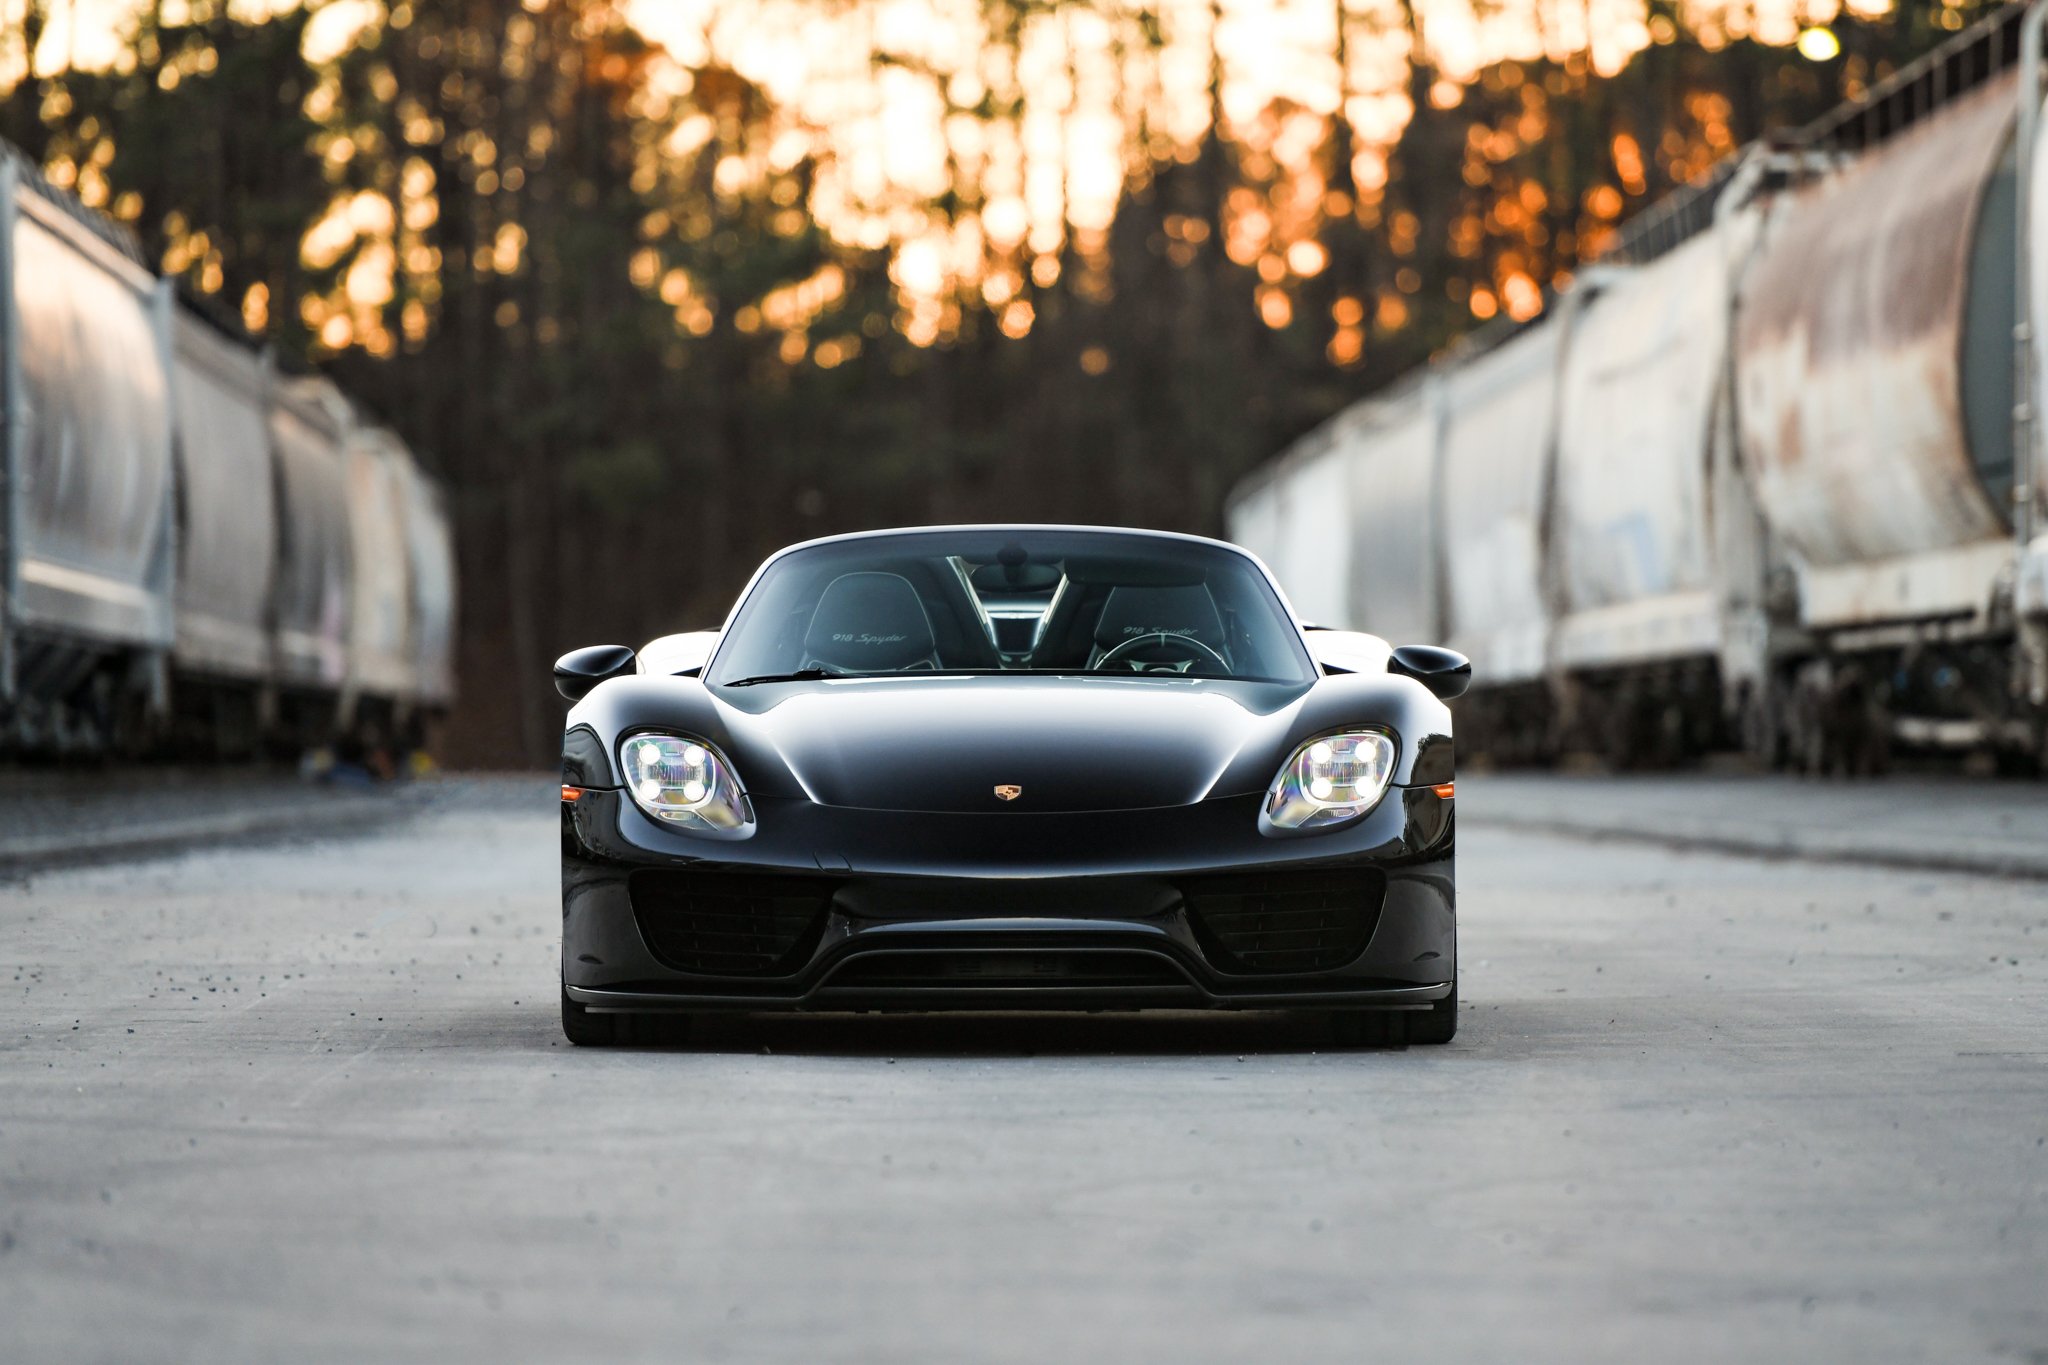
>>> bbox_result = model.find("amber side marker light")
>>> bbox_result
[1431,783,1455,799]
[561,785,585,802]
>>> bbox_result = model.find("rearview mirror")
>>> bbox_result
[1389,645,1471,701]
[553,644,638,702]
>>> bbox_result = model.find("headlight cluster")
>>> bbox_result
[1264,731,1396,831]
[620,733,752,832]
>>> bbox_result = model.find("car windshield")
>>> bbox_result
[706,529,1315,687]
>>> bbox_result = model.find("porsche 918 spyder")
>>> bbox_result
[554,526,1468,1046]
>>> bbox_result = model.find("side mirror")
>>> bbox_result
[554,644,638,702]
[1389,644,1471,701]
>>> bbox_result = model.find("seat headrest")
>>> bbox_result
[1092,584,1226,651]
[804,572,937,671]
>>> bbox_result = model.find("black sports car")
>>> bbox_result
[554,526,1468,1046]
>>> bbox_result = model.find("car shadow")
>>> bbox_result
[599,1007,1442,1058]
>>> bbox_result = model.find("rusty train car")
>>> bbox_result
[0,149,456,761]
[1230,4,2048,773]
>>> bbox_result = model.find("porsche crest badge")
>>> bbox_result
[993,784,1023,802]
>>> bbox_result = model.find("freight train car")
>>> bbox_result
[339,420,423,746]
[1738,67,2032,770]
[1545,213,1768,767]
[1232,379,1442,641]
[1433,325,1557,763]
[396,458,457,714]
[0,153,175,755]
[1229,2,2048,773]
[168,308,277,755]
[0,144,457,763]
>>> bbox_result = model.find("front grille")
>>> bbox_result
[629,870,834,975]
[825,949,1187,991]
[1180,869,1385,974]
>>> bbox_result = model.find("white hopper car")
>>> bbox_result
[0,149,455,760]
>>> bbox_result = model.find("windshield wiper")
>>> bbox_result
[720,669,835,687]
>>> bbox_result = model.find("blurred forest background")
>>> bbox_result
[0,0,2002,762]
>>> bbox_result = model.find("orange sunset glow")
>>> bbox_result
[3,0,1897,355]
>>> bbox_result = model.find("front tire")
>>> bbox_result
[560,988,693,1046]
[1329,980,1457,1047]
[1404,979,1457,1044]
[561,986,619,1046]
[1329,1010,1401,1047]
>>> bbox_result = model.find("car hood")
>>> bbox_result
[723,676,1302,813]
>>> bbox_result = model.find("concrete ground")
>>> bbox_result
[0,766,433,872]
[1461,768,2048,879]
[1,775,2044,1363]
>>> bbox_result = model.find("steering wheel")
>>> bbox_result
[1093,632,1231,675]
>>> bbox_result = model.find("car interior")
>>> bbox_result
[717,538,1309,684]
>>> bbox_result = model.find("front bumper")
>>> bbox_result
[561,785,1454,1013]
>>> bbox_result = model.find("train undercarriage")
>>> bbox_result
[1456,627,2048,779]
[3,634,439,767]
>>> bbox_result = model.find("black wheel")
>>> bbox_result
[561,986,618,1046]
[1328,979,1457,1047]
[1328,1009,1402,1048]
[1404,979,1458,1045]
[561,988,693,1046]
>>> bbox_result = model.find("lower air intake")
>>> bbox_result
[1181,868,1385,974]
[629,871,833,975]
[826,949,1188,991]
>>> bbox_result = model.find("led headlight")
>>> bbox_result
[1263,730,1396,831]
[620,733,753,832]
